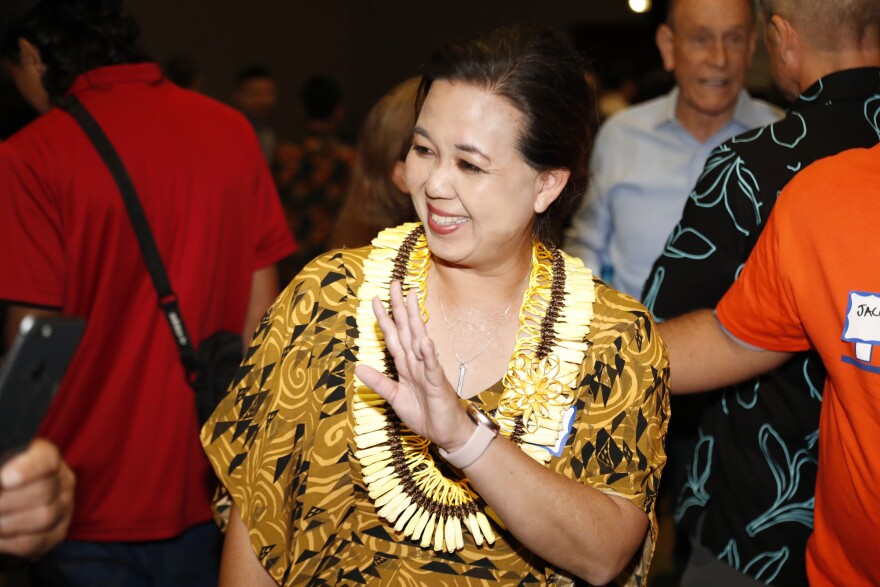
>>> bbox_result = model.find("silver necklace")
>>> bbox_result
[435,272,527,397]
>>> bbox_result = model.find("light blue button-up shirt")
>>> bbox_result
[564,87,782,298]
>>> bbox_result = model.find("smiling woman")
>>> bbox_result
[406,81,563,275]
[202,24,670,587]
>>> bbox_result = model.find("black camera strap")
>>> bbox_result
[58,95,201,383]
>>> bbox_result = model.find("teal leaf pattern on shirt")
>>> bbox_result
[662,225,717,260]
[866,94,880,140]
[745,424,816,536]
[720,377,760,415]
[770,112,808,148]
[744,547,791,583]
[731,125,766,145]
[642,266,664,316]
[717,540,790,583]
[674,431,713,523]
[689,146,762,236]
[805,429,819,451]
[736,379,760,410]
[803,356,823,402]
[719,539,741,570]
[799,78,824,102]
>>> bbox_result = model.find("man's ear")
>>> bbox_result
[534,168,570,214]
[656,24,676,73]
[769,14,802,73]
[18,38,45,73]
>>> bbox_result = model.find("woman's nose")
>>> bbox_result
[425,162,455,199]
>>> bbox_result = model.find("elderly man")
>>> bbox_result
[565,2,781,568]
[646,0,880,583]
[565,0,780,298]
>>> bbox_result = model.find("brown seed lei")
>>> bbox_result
[379,227,568,515]
[352,222,594,551]
[383,225,477,522]
[512,246,565,445]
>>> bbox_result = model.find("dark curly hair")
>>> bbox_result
[0,0,148,100]
[415,25,598,246]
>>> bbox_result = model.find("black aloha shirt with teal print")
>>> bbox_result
[642,67,880,586]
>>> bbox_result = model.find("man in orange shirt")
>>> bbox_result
[660,144,880,586]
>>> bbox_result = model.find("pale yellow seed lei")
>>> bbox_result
[352,222,595,552]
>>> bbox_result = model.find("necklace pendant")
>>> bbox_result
[456,363,467,397]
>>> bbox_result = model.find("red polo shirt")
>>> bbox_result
[0,63,295,541]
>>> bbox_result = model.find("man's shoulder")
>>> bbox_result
[0,107,84,168]
[716,91,873,173]
[8,85,253,151]
[779,146,880,211]
[713,108,798,161]
[795,145,879,178]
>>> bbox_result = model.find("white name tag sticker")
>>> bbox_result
[842,291,880,362]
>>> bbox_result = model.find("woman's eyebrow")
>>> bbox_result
[414,127,492,163]
[455,143,491,163]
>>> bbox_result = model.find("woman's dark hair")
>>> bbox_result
[415,25,598,246]
[0,0,147,100]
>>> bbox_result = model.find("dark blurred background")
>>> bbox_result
[1,1,779,142]
[115,0,776,143]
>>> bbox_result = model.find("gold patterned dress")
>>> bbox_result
[202,224,669,586]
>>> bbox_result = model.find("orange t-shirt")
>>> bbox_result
[717,145,880,587]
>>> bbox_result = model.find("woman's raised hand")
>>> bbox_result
[354,281,473,452]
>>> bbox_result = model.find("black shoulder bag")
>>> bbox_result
[59,95,242,425]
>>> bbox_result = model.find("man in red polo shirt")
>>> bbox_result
[660,144,880,586]
[0,0,295,583]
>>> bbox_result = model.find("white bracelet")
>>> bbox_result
[438,404,500,469]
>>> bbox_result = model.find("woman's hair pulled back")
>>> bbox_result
[415,25,597,245]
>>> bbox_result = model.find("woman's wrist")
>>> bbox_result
[439,404,500,469]
[436,402,476,453]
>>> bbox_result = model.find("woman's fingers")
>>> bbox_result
[371,286,420,384]
[368,281,451,402]
[360,283,460,442]
[404,290,452,394]
[371,296,403,356]
[355,363,398,404]
[388,281,414,355]
[405,286,427,362]
[419,335,450,390]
